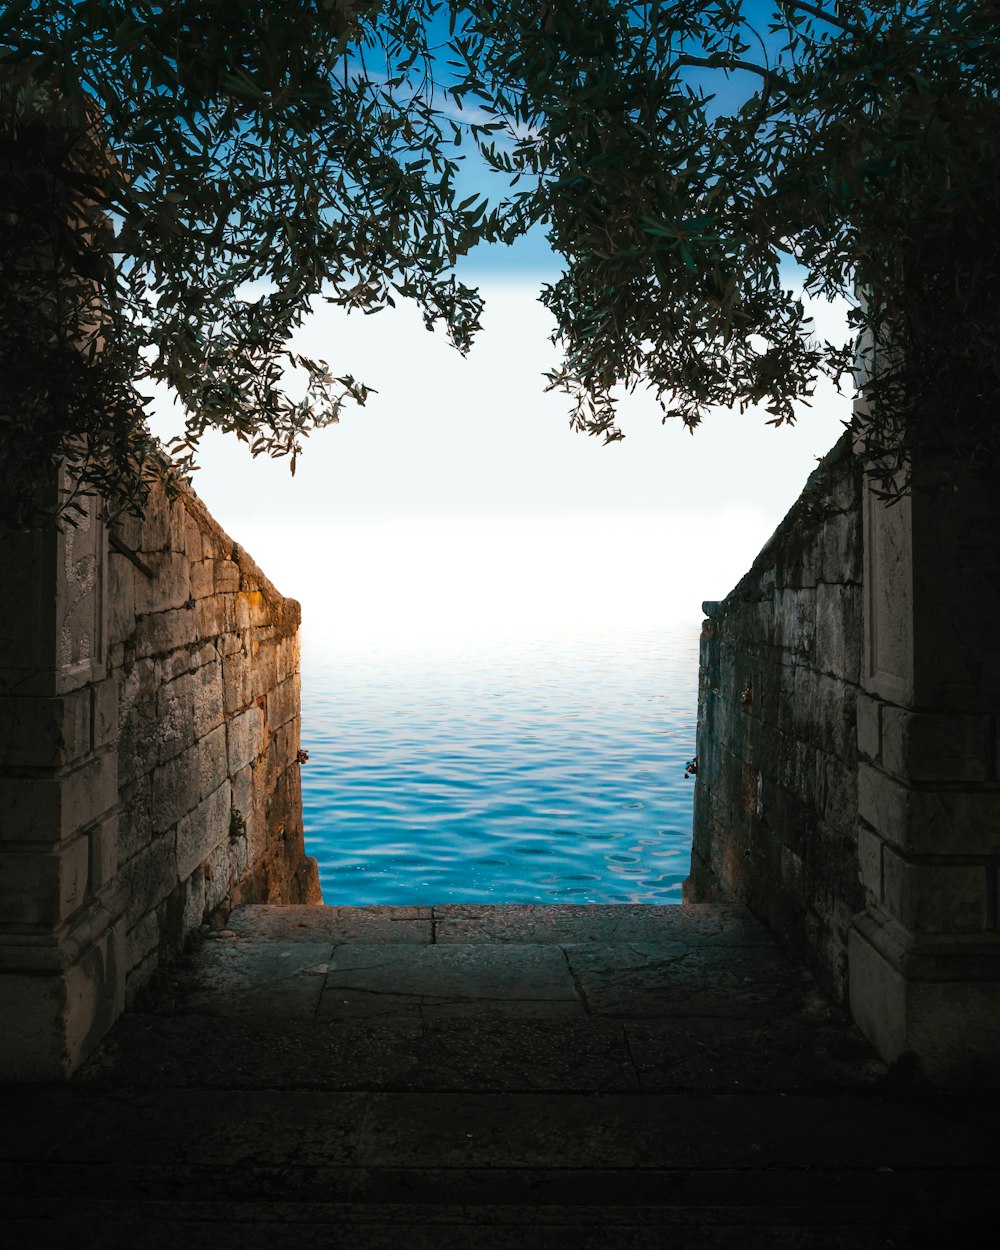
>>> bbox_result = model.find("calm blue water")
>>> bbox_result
[300,623,700,905]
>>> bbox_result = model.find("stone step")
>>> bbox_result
[6,903,996,1246]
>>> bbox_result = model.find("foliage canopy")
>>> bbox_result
[1,1,998,524]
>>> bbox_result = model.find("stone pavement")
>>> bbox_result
[2,903,997,1248]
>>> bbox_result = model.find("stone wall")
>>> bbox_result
[1,477,319,1077]
[109,482,321,998]
[686,433,864,1004]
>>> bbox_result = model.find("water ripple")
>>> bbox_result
[301,623,699,905]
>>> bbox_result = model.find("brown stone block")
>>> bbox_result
[215,560,240,593]
[154,670,196,765]
[203,835,239,914]
[167,498,190,552]
[195,593,232,641]
[133,605,200,658]
[198,724,228,799]
[151,744,201,834]
[176,782,232,882]
[136,485,171,553]
[191,658,225,736]
[268,674,300,730]
[227,704,265,774]
[183,512,204,563]
[107,550,136,648]
[137,550,191,615]
[190,559,215,600]
[221,648,249,716]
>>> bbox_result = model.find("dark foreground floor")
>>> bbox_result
[2,903,996,1248]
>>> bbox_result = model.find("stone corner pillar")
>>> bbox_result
[850,456,1000,1084]
[0,499,125,1079]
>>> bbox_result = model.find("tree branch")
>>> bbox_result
[780,2,857,36]
[672,55,773,82]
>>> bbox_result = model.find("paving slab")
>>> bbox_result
[317,942,583,1021]
[174,936,332,1018]
[564,941,822,1019]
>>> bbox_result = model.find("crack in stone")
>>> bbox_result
[559,946,592,1015]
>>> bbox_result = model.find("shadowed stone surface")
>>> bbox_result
[318,943,582,1021]
[4,903,997,1246]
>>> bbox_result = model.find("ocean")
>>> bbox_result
[299,622,700,906]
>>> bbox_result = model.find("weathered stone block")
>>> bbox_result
[268,674,300,730]
[850,917,1000,1082]
[88,810,119,893]
[198,724,229,799]
[215,560,240,593]
[275,635,299,683]
[227,703,265,774]
[190,559,215,600]
[0,749,116,844]
[191,658,225,737]
[773,587,816,657]
[231,764,253,823]
[858,762,1000,854]
[0,687,92,767]
[882,850,988,934]
[107,551,136,647]
[117,776,153,866]
[155,671,196,765]
[175,781,232,885]
[0,834,89,926]
[119,834,176,930]
[183,513,204,564]
[151,744,201,834]
[195,592,236,641]
[134,605,200,658]
[126,909,160,971]
[856,693,881,762]
[137,487,171,553]
[181,864,207,933]
[91,677,119,749]
[0,917,125,1080]
[815,583,860,682]
[881,708,991,783]
[856,824,883,901]
[137,551,191,615]
[819,510,862,586]
[203,835,239,915]
[167,498,190,552]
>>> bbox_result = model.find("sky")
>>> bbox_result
[148,272,849,645]
[146,5,852,646]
